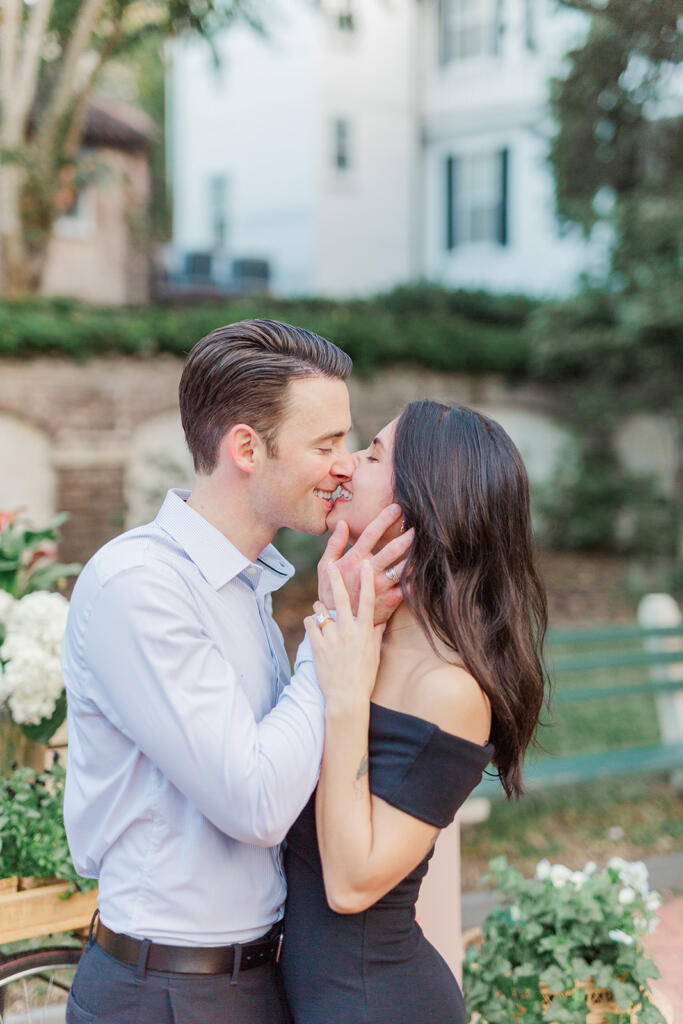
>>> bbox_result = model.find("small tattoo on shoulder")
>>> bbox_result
[355,755,369,780]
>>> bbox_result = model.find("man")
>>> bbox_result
[62,319,412,1024]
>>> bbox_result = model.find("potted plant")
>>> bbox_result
[463,855,667,1024]
[0,761,92,889]
[0,510,79,773]
[0,761,97,943]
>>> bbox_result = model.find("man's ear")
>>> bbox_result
[220,423,265,473]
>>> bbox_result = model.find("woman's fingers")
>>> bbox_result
[357,560,375,628]
[304,615,325,655]
[372,530,414,574]
[352,504,403,560]
[328,562,353,625]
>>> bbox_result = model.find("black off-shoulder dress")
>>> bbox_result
[281,702,493,1024]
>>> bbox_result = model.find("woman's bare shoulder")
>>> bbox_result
[404,661,491,747]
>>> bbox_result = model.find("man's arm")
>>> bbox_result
[79,561,324,848]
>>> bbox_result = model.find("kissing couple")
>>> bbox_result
[62,318,547,1024]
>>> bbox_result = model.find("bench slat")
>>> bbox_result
[548,648,683,674]
[475,743,683,797]
[547,625,683,644]
[554,678,683,703]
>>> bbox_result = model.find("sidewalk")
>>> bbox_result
[645,896,683,1023]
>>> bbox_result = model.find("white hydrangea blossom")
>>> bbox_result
[8,591,69,656]
[609,929,634,946]
[549,864,573,888]
[608,857,650,895]
[0,590,68,725]
[535,859,551,880]
[645,891,662,912]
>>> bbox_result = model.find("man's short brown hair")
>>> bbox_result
[179,319,353,473]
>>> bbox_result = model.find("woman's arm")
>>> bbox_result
[310,564,438,913]
[306,563,490,914]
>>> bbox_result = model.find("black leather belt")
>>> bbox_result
[95,919,283,975]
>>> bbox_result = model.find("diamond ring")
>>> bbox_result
[314,611,333,629]
[385,566,400,584]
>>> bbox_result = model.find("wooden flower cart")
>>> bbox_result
[0,876,98,945]
[0,878,97,1021]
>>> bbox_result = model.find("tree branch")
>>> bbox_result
[9,0,54,144]
[0,0,20,145]
[35,0,108,166]
[555,0,605,14]
[63,18,122,158]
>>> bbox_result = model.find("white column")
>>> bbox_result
[415,813,463,981]
[637,593,683,785]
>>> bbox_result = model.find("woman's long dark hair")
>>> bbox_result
[393,400,548,798]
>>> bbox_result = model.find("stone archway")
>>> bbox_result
[473,404,576,486]
[0,413,56,525]
[125,410,195,529]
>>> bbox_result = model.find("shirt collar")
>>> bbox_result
[155,489,294,592]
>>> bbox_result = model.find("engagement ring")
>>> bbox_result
[385,567,401,584]
[314,611,333,629]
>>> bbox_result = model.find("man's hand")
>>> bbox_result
[317,504,414,624]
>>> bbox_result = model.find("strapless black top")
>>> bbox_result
[282,702,494,1023]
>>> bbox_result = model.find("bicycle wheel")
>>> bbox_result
[0,947,82,1024]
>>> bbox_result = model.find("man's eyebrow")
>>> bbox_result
[312,428,352,443]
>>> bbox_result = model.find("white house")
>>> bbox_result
[167,0,608,298]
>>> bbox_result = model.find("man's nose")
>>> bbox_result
[332,447,356,479]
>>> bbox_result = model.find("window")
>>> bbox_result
[524,0,536,51]
[54,186,95,239]
[337,3,355,32]
[445,148,509,248]
[208,174,230,249]
[439,0,502,65]
[332,118,351,171]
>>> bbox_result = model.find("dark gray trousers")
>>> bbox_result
[66,938,291,1024]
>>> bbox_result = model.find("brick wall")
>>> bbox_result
[0,355,675,568]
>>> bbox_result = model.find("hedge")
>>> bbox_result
[0,285,536,376]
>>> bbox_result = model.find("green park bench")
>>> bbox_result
[475,607,683,798]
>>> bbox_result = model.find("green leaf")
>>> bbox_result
[540,965,567,993]
[20,691,67,743]
[636,1001,667,1024]
[570,956,593,981]
[24,561,80,593]
[22,512,70,540]
[610,978,639,1011]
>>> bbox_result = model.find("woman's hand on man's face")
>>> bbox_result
[305,562,385,709]
[316,504,414,624]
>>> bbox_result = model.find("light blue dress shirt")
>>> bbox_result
[62,489,322,945]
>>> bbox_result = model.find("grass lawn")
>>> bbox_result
[460,774,683,890]
[462,629,683,888]
[532,632,664,759]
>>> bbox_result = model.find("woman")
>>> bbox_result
[281,400,548,1024]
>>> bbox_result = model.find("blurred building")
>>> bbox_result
[41,100,154,306]
[167,0,607,298]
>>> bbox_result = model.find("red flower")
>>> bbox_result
[0,510,19,532]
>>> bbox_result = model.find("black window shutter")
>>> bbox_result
[446,155,457,250]
[498,147,509,246]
